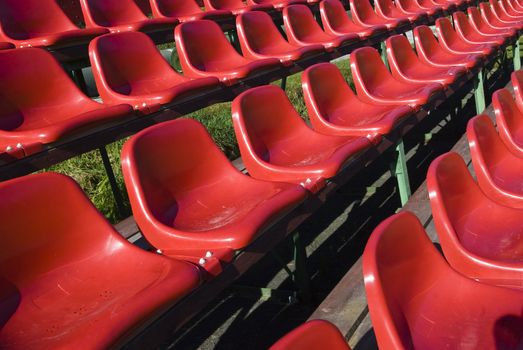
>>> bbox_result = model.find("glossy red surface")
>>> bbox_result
[205,0,274,14]
[374,0,427,23]
[231,85,372,188]
[468,6,517,37]
[364,210,523,349]
[89,31,220,111]
[236,11,325,66]
[496,0,523,18]
[320,0,389,39]
[150,0,232,21]
[467,113,523,209]
[0,48,133,154]
[435,17,496,56]
[453,11,507,46]
[175,19,282,85]
[415,0,445,16]
[396,0,436,17]
[122,118,307,254]
[0,0,107,48]
[269,320,351,350]
[350,47,443,108]
[489,0,523,26]
[386,34,467,86]
[493,86,523,157]
[511,69,523,111]
[302,62,413,140]
[283,5,359,52]
[413,25,482,69]
[509,0,523,12]
[247,0,307,9]
[0,42,13,49]
[480,2,523,30]
[0,172,202,349]
[79,0,178,33]
[349,0,409,29]
[428,152,523,288]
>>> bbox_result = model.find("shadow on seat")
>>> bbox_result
[269,320,351,350]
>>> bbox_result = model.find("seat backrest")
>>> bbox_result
[511,70,523,109]
[89,31,181,95]
[435,17,460,45]
[320,0,351,30]
[363,211,449,349]
[0,48,93,128]
[269,320,351,350]
[375,0,395,16]
[467,6,488,30]
[350,47,392,92]
[284,5,323,39]
[350,0,378,21]
[151,0,203,17]
[121,118,240,226]
[467,114,509,172]
[237,11,287,53]
[0,172,124,287]
[386,34,420,70]
[205,0,244,10]
[302,62,358,122]
[493,88,523,145]
[453,11,474,37]
[0,0,78,39]
[80,0,148,27]
[413,25,441,57]
[480,2,499,23]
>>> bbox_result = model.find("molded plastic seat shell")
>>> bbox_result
[349,0,409,29]
[396,0,437,17]
[269,320,351,350]
[89,31,220,110]
[150,0,232,21]
[205,0,274,14]
[79,0,178,33]
[480,2,523,30]
[320,0,389,39]
[0,0,108,48]
[375,0,428,23]
[428,152,523,289]
[511,69,523,111]
[231,85,372,187]
[435,17,497,56]
[0,42,13,49]
[493,85,523,158]
[175,19,282,85]
[0,172,202,349]
[467,113,523,209]
[236,11,325,66]
[386,34,467,87]
[489,0,523,27]
[413,25,482,69]
[302,62,413,140]
[453,11,507,46]
[0,48,133,153]
[121,118,308,254]
[364,210,523,349]
[247,0,308,9]
[350,47,443,108]
[468,6,517,37]
[283,5,359,52]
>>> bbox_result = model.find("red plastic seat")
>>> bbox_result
[247,0,308,10]
[349,0,409,30]
[89,31,220,111]
[204,0,274,14]
[79,0,178,33]
[0,172,202,349]
[467,113,523,210]
[150,0,232,22]
[453,11,507,46]
[468,6,517,38]
[231,85,372,189]
[496,0,523,18]
[320,0,389,39]
[413,25,482,69]
[283,5,359,52]
[489,0,523,26]
[428,151,523,289]
[480,2,523,30]
[386,34,467,87]
[0,48,133,155]
[0,42,13,49]
[435,17,497,56]
[350,47,443,108]
[374,0,428,23]
[0,0,108,49]
[236,11,325,66]
[364,210,523,349]
[121,118,307,257]
[302,62,413,140]
[508,0,523,13]
[269,320,351,350]
[175,19,282,85]
[512,69,523,111]
[493,86,523,157]
[395,0,437,17]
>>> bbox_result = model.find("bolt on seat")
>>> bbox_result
[0,0,108,49]
[468,6,517,38]
[269,320,351,350]
[0,48,133,156]
[175,19,282,85]
[453,11,507,46]
[428,151,523,289]
[205,0,275,14]
[374,0,428,23]
[364,210,523,349]
[236,11,325,66]
[150,0,233,22]
[231,85,372,189]
[413,25,482,70]
[349,0,409,29]
[386,34,467,88]
[0,172,202,349]
[493,85,523,157]
[79,0,178,33]
[283,5,360,52]
[302,62,413,140]
[350,47,444,108]
[89,31,220,112]
[320,0,389,39]
[435,17,498,57]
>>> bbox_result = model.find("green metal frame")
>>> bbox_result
[474,68,485,114]
[380,41,389,68]
[514,39,521,71]
[390,140,411,206]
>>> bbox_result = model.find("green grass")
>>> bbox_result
[49,58,353,223]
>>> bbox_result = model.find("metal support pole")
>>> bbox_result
[514,39,521,71]
[474,69,485,114]
[391,140,411,206]
[380,41,389,68]
[280,76,287,90]
[98,146,126,219]
[292,232,312,302]
[71,68,88,95]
